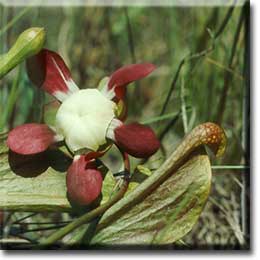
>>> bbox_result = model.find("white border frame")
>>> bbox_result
[0,0,256,258]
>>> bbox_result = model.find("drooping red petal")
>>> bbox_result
[66,156,103,205]
[108,63,156,99]
[7,124,55,155]
[114,122,160,158]
[26,49,79,101]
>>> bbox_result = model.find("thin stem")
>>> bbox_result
[216,5,245,124]
[124,7,136,63]
[15,225,67,235]
[231,175,243,189]
[180,72,188,134]
[205,57,244,80]
[160,58,185,116]
[160,44,214,117]
[194,8,219,53]
[0,66,21,130]
[13,221,72,226]
[124,7,141,114]
[104,8,119,70]
[211,165,249,170]
[141,109,190,125]
[0,7,32,38]
[152,112,180,161]
[159,112,180,141]
[160,3,235,116]
[12,213,38,224]
[214,1,235,38]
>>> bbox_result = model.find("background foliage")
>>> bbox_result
[0,2,249,249]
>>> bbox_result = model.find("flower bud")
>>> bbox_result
[0,27,46,79]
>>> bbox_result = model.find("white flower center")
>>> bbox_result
[55,89,116,152]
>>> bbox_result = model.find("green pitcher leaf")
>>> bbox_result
[91,150,211,245]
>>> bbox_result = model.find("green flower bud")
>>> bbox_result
[0,27,46,79]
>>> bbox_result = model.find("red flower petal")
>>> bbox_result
[108,63,156,100]
[26,49,79,102]
[7,124,55,155]
[66,156,103,205]
[114,122,160,158]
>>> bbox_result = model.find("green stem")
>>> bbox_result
[12,213,38,224]
[211,165,249,170]
[159,3,235,116]
[180,71,188,134]
[124,7,141,114]
[141,109,191,125]
[16,225,67,234]
[0,66,21,130]
[0,7,32,38]
[216,5,245,124]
